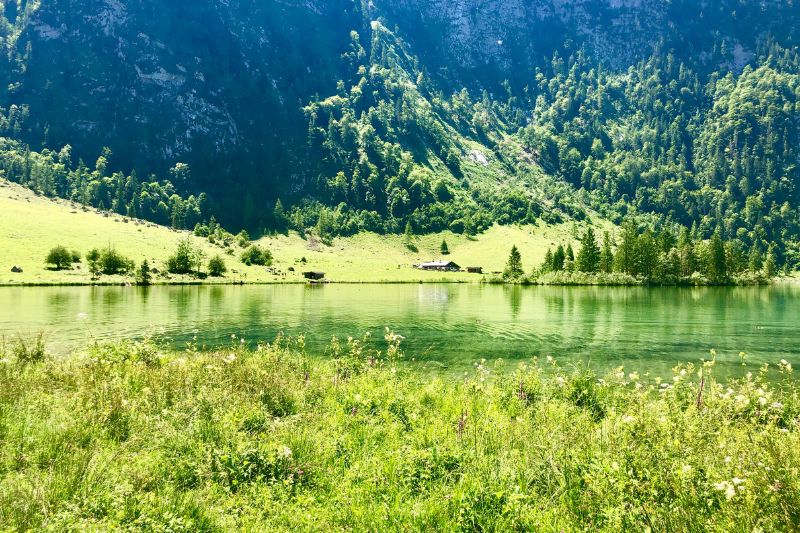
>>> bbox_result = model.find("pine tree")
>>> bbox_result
[564,244,575,272]
[576,227,601,273]
[706,228,728,282]
[440,239,449,255]
[599,231,614,273]
[748,242,763,273]
[614,220,639,275]
[273,199,288,232]
[678,227,697,277]
[503,245,524,281]
[542,248,554,272]
[764,243,777,277]
[553,245,566,271]
[136,260,152,286]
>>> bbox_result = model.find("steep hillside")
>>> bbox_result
[0,0,799,267]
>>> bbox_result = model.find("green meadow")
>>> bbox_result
[0,335,798,531]
[0,179,597,285]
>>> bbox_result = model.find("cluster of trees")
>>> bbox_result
[0,136,208,230]
[538,222,778,284]
[299,25,569,239]
[521,43,800,268]
[45,238,237,283]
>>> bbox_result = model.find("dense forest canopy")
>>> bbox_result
[1,1,800,266]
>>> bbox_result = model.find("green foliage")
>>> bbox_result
[240,245,272,267]
[45,245,72,270]
[207,255,227,277]
[86,246,133,276]
[167,238,203,275]
[440,239,449,255]
[541,219,775,285]
[0,337,799,530]
[576,226,600,273]
[503,245,524,281]
[136,259,152,286]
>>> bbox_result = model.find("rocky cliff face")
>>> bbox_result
[1,0,798,205]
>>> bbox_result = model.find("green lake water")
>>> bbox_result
[1,284,798,377]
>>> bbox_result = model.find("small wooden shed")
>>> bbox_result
[303,271,326,281]
[467,266,483,274]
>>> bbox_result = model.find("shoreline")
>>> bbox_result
[0,276,792,288]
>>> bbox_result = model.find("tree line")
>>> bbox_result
[502,221,778,285]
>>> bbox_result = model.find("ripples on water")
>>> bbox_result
[1,284,798,378]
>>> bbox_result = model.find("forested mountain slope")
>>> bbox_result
[1,0,800,264]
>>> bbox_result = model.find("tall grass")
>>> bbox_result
[0,335,798,531]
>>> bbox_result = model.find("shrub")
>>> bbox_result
[208,255,227,277]
[240,245,272,266]
[45,245,73,270]
[71,250,81,263]
[167,238,202,275]
[86,247,133,275]
[10,332,47,364]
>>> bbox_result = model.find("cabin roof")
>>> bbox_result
[418,261,459,267]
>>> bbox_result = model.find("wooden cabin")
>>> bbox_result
[303,271,326,281]
[415,261,461,272]
[467,266,483,274]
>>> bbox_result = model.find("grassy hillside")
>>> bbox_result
[0,179,608,285]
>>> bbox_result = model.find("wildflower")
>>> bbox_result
[771,402,784,410]
[681,464,693,475]
[628,372,640,381]
[778,360,793,374]
[713,481,736,501]
[281,446,292,458]
[224,354,236,364]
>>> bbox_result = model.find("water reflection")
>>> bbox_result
[0,284,798,378]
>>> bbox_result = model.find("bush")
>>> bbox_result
[45,245,73,270]
[86,247,133,276]
[208,255,227,277]
[71,250,81,263]
[167,238,202,275]
[240,245,272,266]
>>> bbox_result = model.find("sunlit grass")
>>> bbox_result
[0,335,798,531]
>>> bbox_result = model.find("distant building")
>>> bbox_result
[415,261,461,272]
[467,266,483,274]
[303,271,325,280]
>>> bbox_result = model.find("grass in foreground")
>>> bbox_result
[1,335,799,531]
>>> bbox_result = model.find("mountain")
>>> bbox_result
[1,0,799,264]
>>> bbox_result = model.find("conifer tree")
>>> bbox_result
[599,231,614,273]
[576,227,600,273]
[503,245,524,281]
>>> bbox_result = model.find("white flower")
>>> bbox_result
[771,402,784,410]
[224,354,236,364]
[681,465,693,475]
[281,446,292,458]
[778,360,793,373]
[714,481,736,501]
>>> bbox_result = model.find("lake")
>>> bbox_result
[1,284,798,378]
